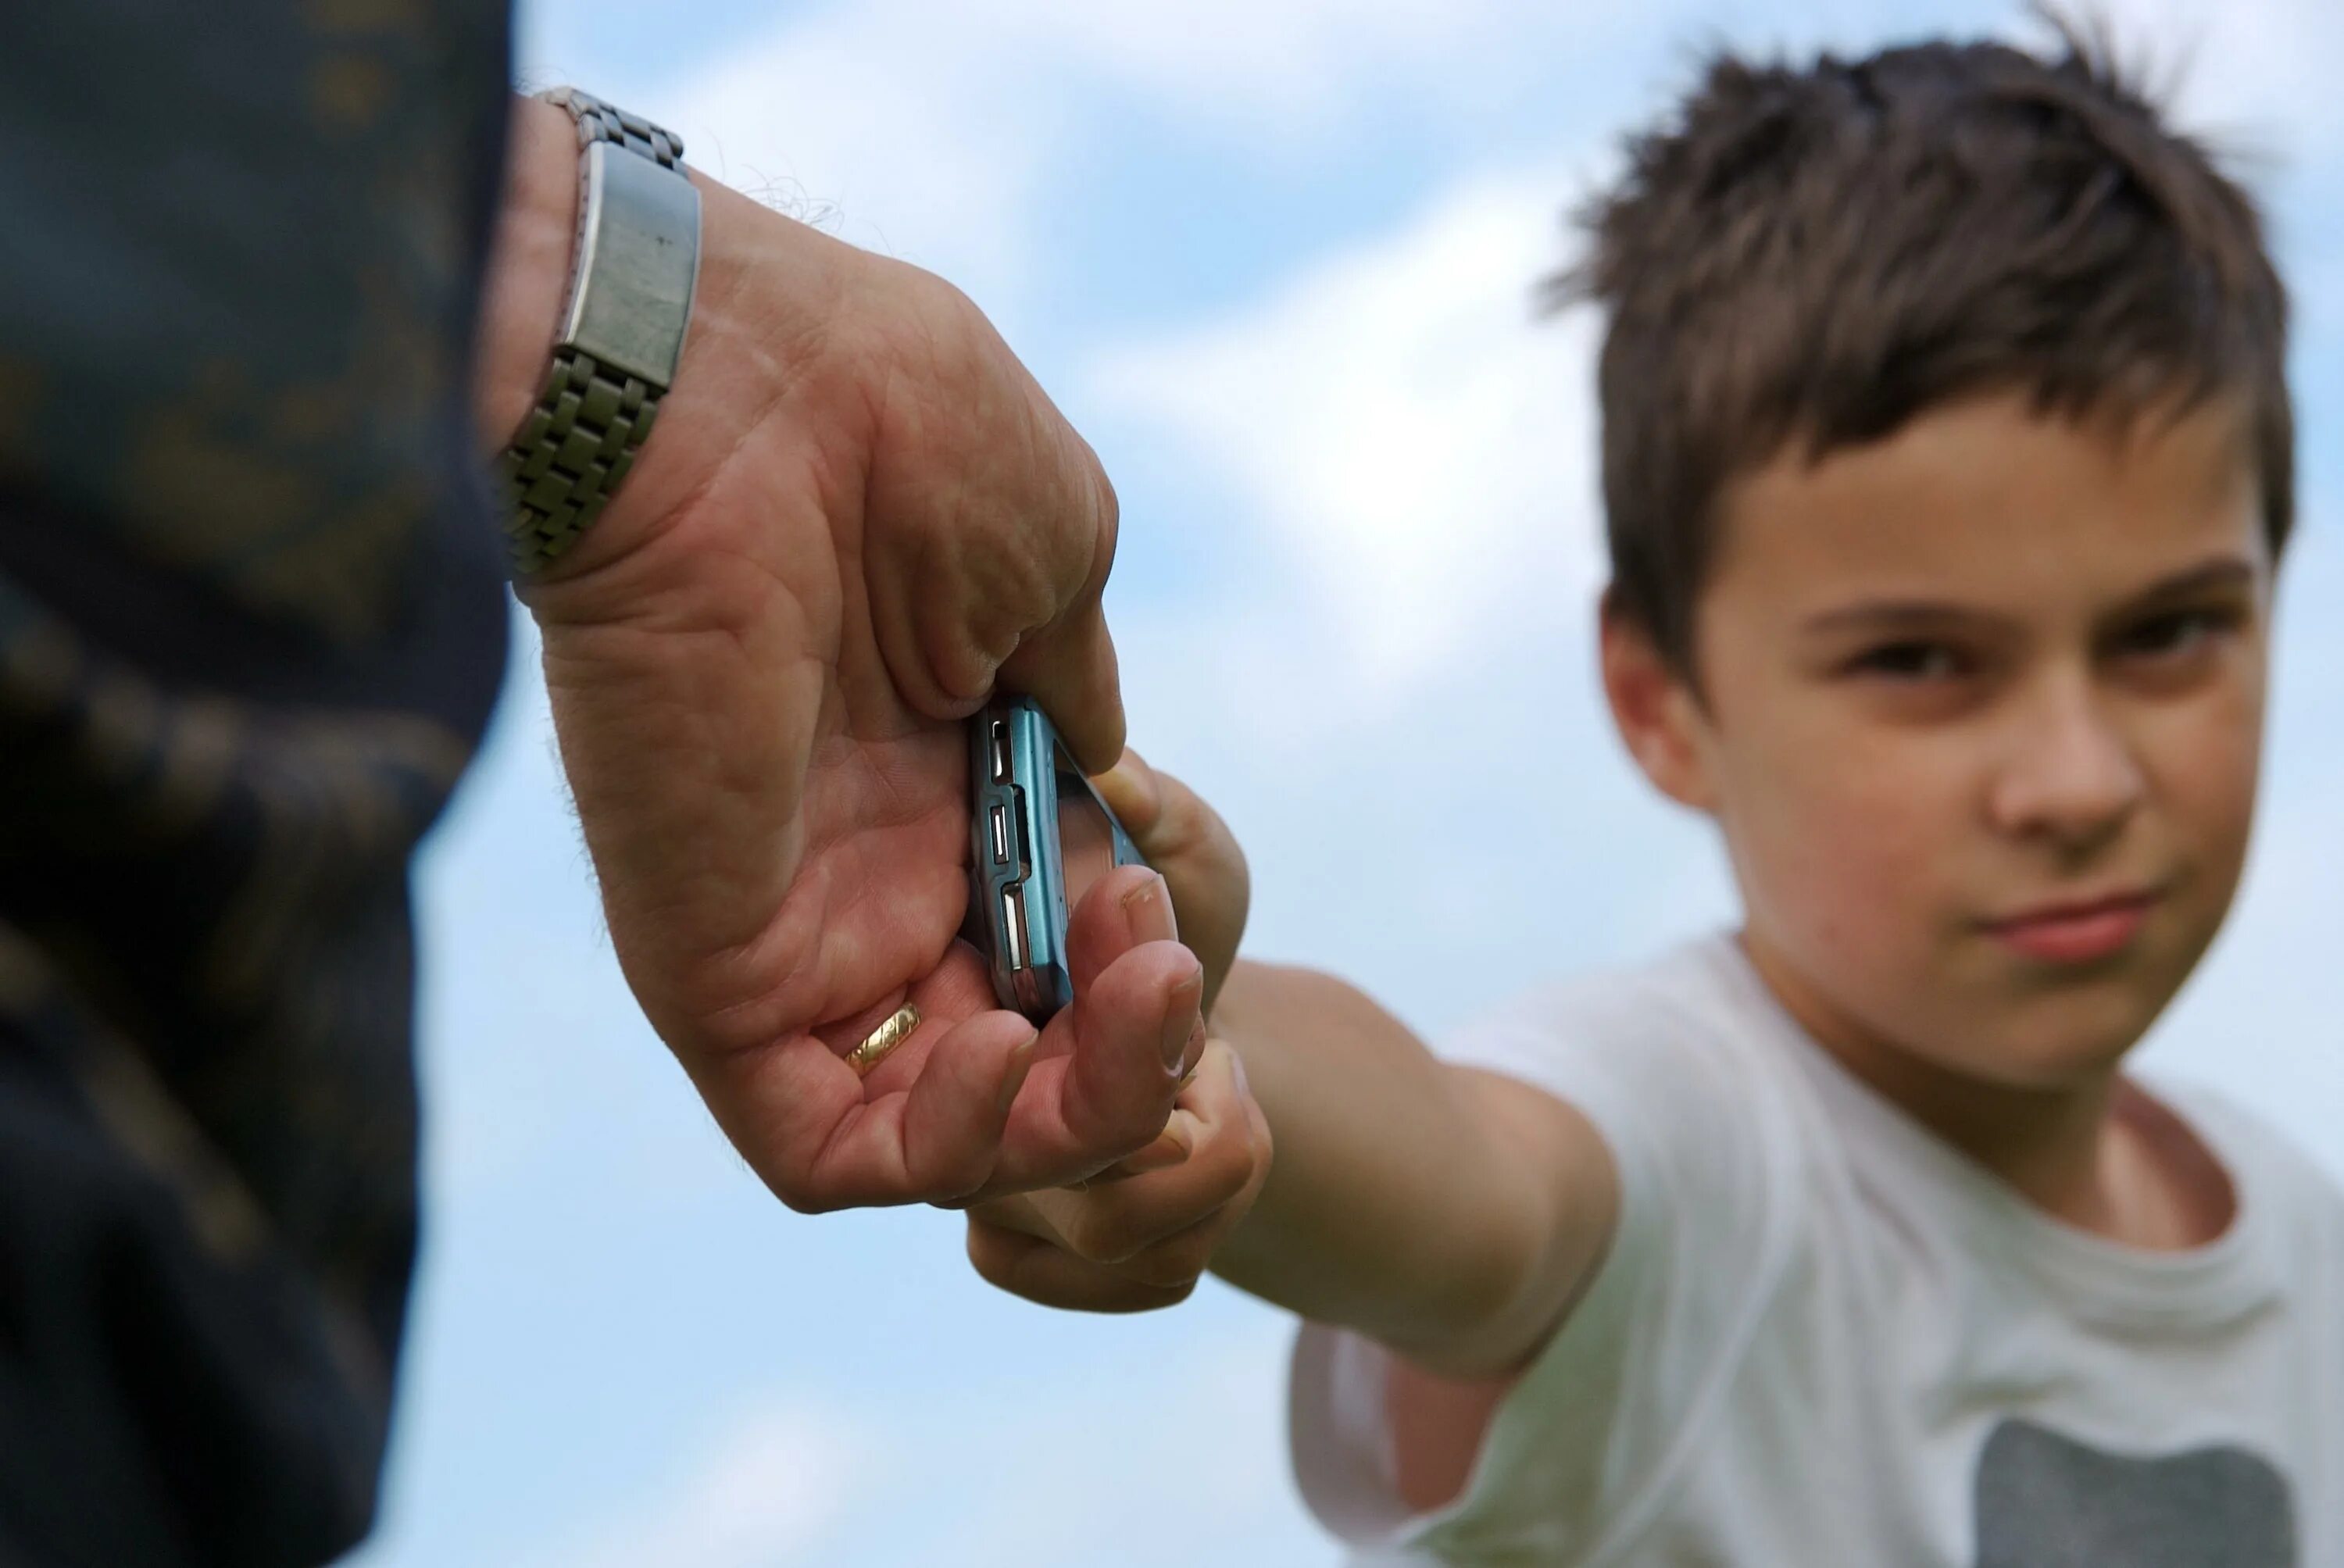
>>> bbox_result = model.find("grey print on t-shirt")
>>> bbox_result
[1973,1418,2296,1566]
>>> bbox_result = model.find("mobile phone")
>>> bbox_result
[968,696,1147,1020]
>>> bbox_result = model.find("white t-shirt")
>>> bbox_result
[1290,934,2344,1566]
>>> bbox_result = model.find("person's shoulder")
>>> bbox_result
[1438,930,1784,1085]
[1435,930,1811,1225]
[2161,1079,2344,1242]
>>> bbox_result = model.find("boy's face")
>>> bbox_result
[1605,391,2272,1089]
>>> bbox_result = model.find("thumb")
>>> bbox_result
[999,595,1126,775]
[1093,752,1248,1015]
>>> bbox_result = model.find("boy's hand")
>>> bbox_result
[964,1038,1271,1311]
[1092,753,1249,1017]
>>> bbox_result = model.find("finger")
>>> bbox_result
[862,520,977,724]
[967,1218,1195,1314]
[1099,1055,1275,1290]
[896,1010,1039,1201]
[1088,1110,1193,1180]
[999,438,1124,773]
[1064,863,1177,1002]
[1002,598,1124,775]
[1086,1043,1211,1181]
[720,1001,1035,1213]
[1092,755,1248,1013]
[981,937,1202,1195]
[1052,1042,1256,1264]
[1095,752,1242,875]
[963,1192,1061,1242]
[1088,748,1165,840]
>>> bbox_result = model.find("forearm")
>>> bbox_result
[464,93,865,1038]
[1209,960,1586,1375]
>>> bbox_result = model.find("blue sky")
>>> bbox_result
[347,2,2344,1563]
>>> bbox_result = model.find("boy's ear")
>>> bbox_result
[1598,590,1720,816]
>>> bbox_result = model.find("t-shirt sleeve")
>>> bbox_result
[1288,944,1808,1563]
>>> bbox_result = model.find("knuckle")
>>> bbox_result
[771,1175,839,1216]
[1147,1278,1201,1310]
[910,1150,992,1209]
[969,1229,1056,1307]
[1126,1234,1213,1291]
[965,1225,1013,1284]
[1092,1102,1169,1163]
[924,1172,990,1209]
[1066,1210,1140,1267]
[1087,448,1120,533]
[1144,1238,1219,1284]
[1191,1133,1257,1208]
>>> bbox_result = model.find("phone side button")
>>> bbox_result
[1001,886,1030,971]
[989,804,1011,865]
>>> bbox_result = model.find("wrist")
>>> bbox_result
[473,94,578,456]
[476,94,860,595]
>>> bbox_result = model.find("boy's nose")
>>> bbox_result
[1983,671,2146,855]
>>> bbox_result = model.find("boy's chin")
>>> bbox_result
[1934,965,2182,1091]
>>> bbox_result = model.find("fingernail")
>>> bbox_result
[995,1030,1038,1116]
[1123,873,1178,943]
[1162,973,1202,1071]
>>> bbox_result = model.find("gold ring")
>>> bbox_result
[847,1002,921,1076]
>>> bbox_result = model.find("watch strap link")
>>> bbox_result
[498,88,693,576]
[497,348,661,573]
[554,88,686,171]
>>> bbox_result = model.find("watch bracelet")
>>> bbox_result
[553,87,685,171]
[500,88,688,576]
[497,348,662,574]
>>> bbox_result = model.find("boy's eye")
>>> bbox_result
[2114,606,2236,661]
[1848,641,1969,681]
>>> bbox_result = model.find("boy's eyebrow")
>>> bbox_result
[2118,555,2259,606]
[1800,600,1994,636]
[1799,555,2259,638]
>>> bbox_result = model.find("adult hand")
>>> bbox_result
[473,95,1204,1212]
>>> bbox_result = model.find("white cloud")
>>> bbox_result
[928,1309,1329,1568]
[2079,0,2344,149]
[477,1305,1328,1568]
[977,0,1640,139]
[1092,166,1606,698]
[509,1403,873,1568]
[531,0,1644,315]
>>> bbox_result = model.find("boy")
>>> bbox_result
[964,27,2342,1566]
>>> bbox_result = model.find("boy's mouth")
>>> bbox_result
[1980,888,2164,965]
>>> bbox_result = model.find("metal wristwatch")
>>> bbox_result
[498,88,702,574]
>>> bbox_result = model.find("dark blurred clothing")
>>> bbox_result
[0,3,513,1563]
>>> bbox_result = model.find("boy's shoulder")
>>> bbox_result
[2149,1077,2344,1250]
[1445,930,1755,1047]
[1435,930,1803,1121]
[1435,930,1816,1255]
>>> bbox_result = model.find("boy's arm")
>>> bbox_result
[1209,960,1620,1377]
[967,752,1621,1380]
